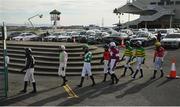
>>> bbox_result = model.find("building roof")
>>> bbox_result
[50,9,61,15]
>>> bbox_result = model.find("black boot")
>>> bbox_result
[113,74,119,84]
[129,67,134,75]
[140,69,143,78]
[90,76,96,87]
[61,76,68,86]
[110,74,115,85]
[30,82,37,93]
[151,70,157,79]
[132,70,139,79]
[102,73,107,82]
[121,67,127,77]
[20,81,28,93]
[160,70,164,78]
[78,77,84,87]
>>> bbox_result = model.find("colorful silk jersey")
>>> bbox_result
[84,51,92,63]
[103,51,110,60]
[124,46,133,56]
[154,47,165,58]
[135,47,145,57]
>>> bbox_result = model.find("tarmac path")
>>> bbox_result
[0,48,180,106]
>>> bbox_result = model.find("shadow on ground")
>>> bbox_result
[0,86,60,106]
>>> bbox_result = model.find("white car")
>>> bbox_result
[156,29,175,38]
[121,29,134,36]
[12,33,38,41]
[101,32,110,37]
[44,34,57,42]
[130,31,157,46]
[161,33,180,48]
[56,33,70,42]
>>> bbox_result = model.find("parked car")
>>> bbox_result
[102,33,129,45]
[130,31,157,47]
[101,32,110,37]
[87,36,100,45]
[12,33,38,41]
[30,32,50,41]
[155,29,175,39]
[7,32,22,40]
[44,34,56,42]
[55,32,70,42]
[161,33,180,48]
[66,32,80,42]
[120,29,134,36]
[148,29,158,34]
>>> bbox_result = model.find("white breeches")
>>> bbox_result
[124,56,131,68]
[154,57,163,71]
[58,63,67,77]
[24,68,35,83]
[103,60,109,74]
[109,59,116,74]
[136,57,144,71]
[81,62,92,77]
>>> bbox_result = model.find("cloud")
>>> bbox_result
[0,0,139,26]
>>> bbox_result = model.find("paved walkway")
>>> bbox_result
[0,49,180,106]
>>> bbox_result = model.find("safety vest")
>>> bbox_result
[135,47,145,57]
[124,46,133,57]
[84,51,92,63]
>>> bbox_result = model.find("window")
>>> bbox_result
[167,1,174,5]
[150,2,157,5]
[158,2,164,5]
[175,1,180,5]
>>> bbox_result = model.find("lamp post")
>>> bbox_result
[28,14,43,28]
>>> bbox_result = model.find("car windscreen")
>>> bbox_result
[54,33,63,36]
[137,33,148,37]
[119,33,128,37]
[165,34,180,38]
[158,30,167,33]
[26,33,33,36]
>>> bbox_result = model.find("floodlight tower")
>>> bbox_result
[28,14,43,28]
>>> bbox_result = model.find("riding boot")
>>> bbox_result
[102,73,107,82]
[90,75,96,87]
[160,70,164,78]
[61,76,67,86]
[140,69,143,78]
[113,74,119,84]
[78,77,84,87]
[121,67,127,77]
[151,70,157,79]
[129,67,134,75]
[30,82,37,93]
[20,81,28,93]
[110,74,115,85]
[132,70,139,79]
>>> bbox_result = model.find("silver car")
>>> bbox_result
[161,33,180,48]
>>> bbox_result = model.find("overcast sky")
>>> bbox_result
[0,0,139,26]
